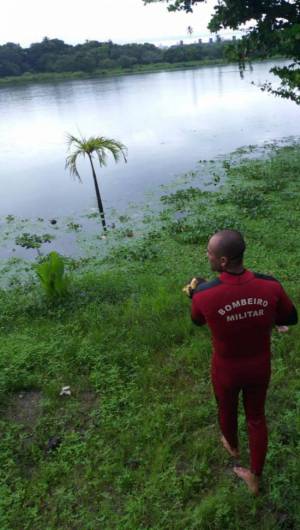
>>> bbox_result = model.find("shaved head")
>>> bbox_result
[207,230,246,272]
[210,230,245,261]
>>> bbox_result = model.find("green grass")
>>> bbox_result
[0,144,300,529]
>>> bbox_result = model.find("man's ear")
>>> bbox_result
[220,256,228,269]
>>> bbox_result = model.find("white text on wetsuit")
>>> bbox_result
[218,298,268,322]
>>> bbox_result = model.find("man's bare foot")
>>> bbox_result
[276,325,289,333]
[233,466,259,495]
[220,435,240,458]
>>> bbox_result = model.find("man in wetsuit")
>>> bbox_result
[191,229,297,495]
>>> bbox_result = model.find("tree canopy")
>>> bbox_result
[144,0,300,103]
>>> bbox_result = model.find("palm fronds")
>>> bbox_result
[65,133,127,174]
[65,132,127,233]
[65,148,85,181]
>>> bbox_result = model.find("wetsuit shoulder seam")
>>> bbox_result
[194,278,222,293]
[253,272,279,283]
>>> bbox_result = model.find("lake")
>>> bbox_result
[1,60,300,220]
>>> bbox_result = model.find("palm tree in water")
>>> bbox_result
[65,134,127,232]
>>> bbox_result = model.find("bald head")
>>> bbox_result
[207,230,246,272]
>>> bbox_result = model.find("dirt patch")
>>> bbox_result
[78,390,99,410]
[2,388,99,434]
[75,390,100,431]
[4,390,43,428]
[52,389,100,436]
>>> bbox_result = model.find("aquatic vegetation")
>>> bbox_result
[5,214,15,223]
[66,222,82,232]
[15,232,54,252]
[160,187,209,209]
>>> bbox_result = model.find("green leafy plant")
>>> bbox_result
[34,252,69,299]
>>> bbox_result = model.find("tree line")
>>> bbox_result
[0,37,277,78]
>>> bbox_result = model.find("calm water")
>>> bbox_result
[1,60,300,218]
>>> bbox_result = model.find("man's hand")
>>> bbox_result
[182,277,206,298]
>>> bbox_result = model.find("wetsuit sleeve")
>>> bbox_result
[275,284,298,326]
[191,293,206,326]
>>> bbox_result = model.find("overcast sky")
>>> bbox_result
[0,0,239,48]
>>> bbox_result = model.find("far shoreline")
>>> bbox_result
[0,56,284,87]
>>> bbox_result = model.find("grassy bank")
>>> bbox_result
[0,143,300,529]
[0,57,283,86]
[0,60,229,86]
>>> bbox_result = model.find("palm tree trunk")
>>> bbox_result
[88,154,107,232]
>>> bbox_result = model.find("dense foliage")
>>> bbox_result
[144,0,300,103]
[0,36,274,79]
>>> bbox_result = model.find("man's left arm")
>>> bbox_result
[275,284,298,326]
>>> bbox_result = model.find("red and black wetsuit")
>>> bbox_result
[191,269,297,475]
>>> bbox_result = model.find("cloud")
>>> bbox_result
[0,0,216,47]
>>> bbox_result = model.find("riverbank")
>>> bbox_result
[0,56,283,86]
[0,143,299,529]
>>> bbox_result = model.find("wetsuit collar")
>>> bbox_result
[219,269,254,284]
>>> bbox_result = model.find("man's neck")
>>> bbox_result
[223,265,245,275]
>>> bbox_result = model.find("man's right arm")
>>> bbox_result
[191,293,206,326]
